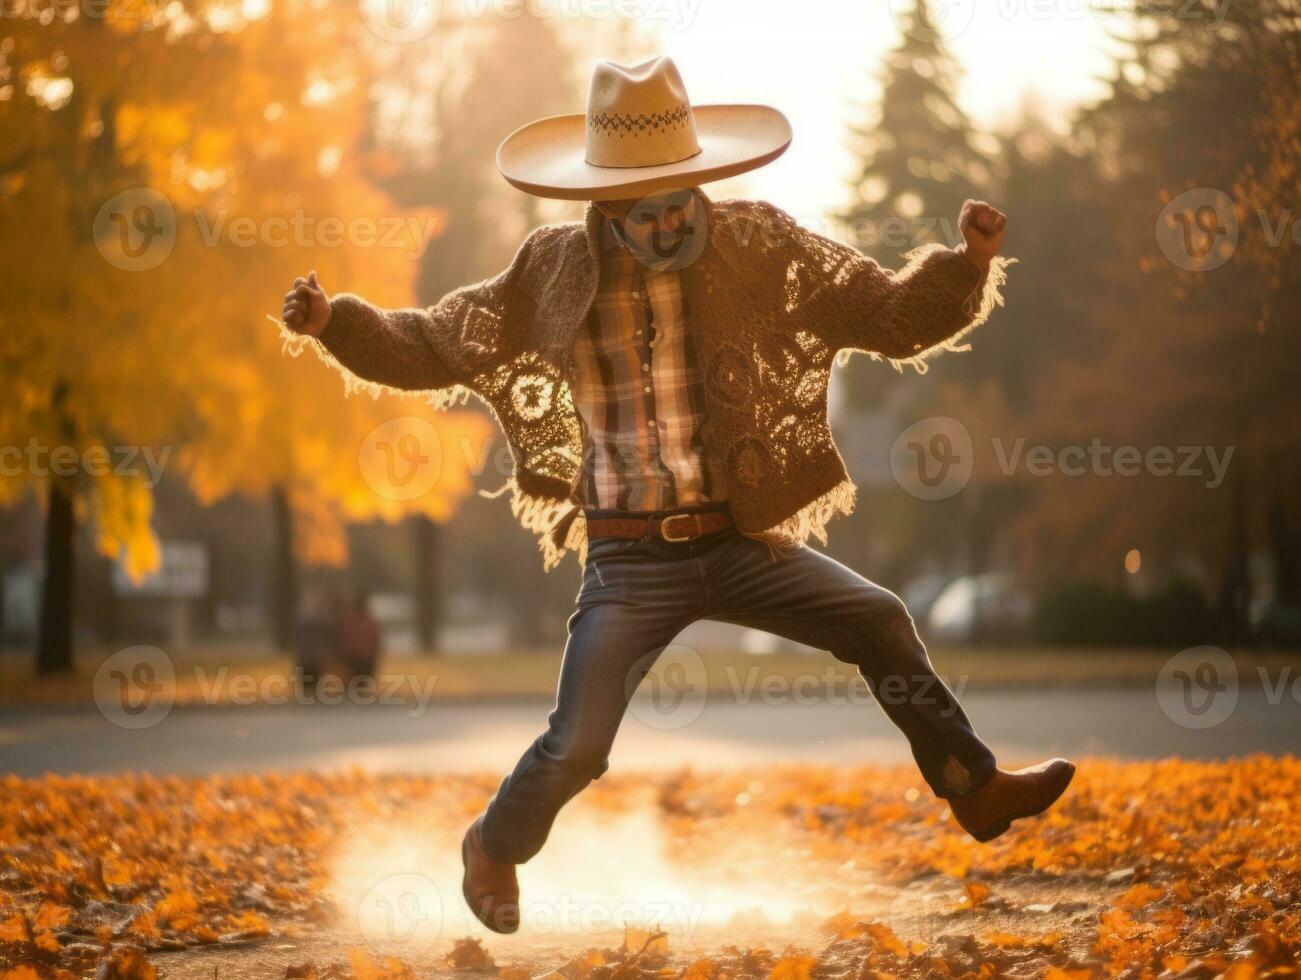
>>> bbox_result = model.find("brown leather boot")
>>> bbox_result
[949,759,1076,843]
[460,817,520,934]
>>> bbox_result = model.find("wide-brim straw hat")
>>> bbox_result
[497,56,792,201]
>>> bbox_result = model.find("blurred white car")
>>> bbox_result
[900,572,955,623]
[926,573,1034,643]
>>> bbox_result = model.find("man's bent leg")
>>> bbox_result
[479,539,701,863]
[705,535,997,799]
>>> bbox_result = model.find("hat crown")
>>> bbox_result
[585,56,701,170]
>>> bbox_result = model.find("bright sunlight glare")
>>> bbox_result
[331,788,873,954]
[608,0,1117,220]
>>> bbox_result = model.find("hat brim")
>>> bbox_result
[496,104,792,201]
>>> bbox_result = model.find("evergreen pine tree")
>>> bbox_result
[842,0,991,265]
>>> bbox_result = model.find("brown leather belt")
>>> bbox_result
[587,508,732,543]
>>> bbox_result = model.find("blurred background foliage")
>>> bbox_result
[0,0,1297,671]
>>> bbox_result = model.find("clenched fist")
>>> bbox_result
[957,200,1007,271]
[282,271,331,337]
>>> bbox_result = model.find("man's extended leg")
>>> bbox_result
[704,533,1073,838]
[704,533,997,798]
[478,537,704,865]
[464,536,703,932]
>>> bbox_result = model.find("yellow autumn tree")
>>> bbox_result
[0,0,227,671]
[0,0,491,666]
[167,0,493,648]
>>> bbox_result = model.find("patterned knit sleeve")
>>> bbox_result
[768,203,1011,363]
[314,284,497,393]
[285,229,548,399]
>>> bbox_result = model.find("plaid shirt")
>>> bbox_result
[570,201,727,512]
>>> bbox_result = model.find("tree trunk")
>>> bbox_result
[414,514,442,653]
[270,485,298,652]
[36,477,76,675]
[1269,494,1299,607]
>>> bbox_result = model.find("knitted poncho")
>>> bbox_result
[292,196,1010,568]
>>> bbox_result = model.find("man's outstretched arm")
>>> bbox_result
[281,271,478,392]
[817,199,1010,361]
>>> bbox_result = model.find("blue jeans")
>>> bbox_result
[479,524,996,864]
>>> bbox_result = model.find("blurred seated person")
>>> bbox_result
[294,583,343,699]
[339,586,381,686]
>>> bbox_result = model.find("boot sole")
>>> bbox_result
[969,763,1077,843]
[461,832,520,934]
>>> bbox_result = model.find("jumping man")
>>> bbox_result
[280,57,1075,935]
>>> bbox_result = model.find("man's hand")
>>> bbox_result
[957,200,1007,272]
[282,271,331,337]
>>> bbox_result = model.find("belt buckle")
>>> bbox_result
[660,513,698,543]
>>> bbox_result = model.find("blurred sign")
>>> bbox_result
[2,565,40,639]
[113,542,209,599]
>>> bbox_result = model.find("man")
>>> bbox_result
[280,57,1074,935]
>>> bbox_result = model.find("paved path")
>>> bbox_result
[2,684,1297,777]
